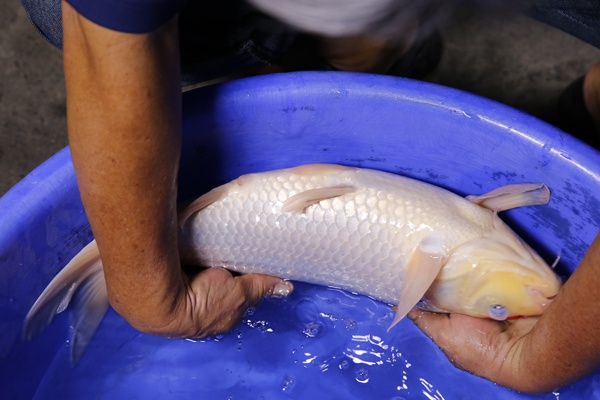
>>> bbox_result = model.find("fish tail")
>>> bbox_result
[23,240,108,363]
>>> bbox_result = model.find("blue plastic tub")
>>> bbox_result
[1,72,599,399]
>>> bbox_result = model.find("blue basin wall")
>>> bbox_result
[1,72,599,398]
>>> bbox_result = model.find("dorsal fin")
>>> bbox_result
[178,185,231,227]
[467,183,549,212]
[281,186,357,214]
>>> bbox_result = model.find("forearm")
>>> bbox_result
[516,232,600,392]
[63,3,184,332]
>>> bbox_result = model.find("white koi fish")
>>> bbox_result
[23,164,561,362]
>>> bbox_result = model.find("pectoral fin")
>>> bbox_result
[282,186,356,214]
[389,237,446,331]
[289,164,353,176]
[467,183,549,212]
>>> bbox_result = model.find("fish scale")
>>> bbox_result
[180,166,494,305]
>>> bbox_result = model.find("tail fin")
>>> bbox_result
[23,240,109,363]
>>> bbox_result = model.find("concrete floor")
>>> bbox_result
[1,2,599,196]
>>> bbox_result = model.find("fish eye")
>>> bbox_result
[488,304,508,321]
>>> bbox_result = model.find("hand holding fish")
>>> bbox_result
[409,231,600,394]
[160,267,293,338]
[408,309,540,391]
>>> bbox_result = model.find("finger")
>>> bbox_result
[407,309,505,372]
[409,308,507,337]
[408,309,455,341]
[237,274,293,305]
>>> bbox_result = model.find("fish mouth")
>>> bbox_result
[527,286,558,311]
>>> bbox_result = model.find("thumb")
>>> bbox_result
[237,273,294,304]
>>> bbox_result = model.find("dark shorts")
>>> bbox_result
[526,0,600,49]
[20,0,297,85]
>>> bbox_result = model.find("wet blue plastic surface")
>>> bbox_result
[1,72,600,399]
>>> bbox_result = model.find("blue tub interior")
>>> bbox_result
[1,72,600,399]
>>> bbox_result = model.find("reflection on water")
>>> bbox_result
[30,282,595,399]
[420,378,445,400]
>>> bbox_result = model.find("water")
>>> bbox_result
[30,282,598,399]
[5,72,600,399]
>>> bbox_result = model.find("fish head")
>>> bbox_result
[424,217,562,320]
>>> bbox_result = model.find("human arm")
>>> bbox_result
[62,1,290,338]
[408,231,600,394]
